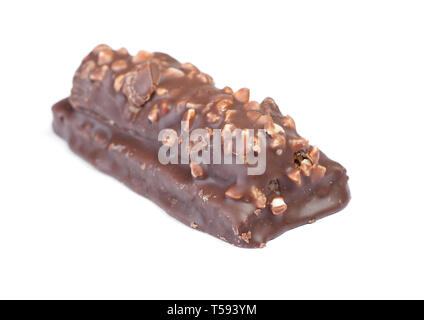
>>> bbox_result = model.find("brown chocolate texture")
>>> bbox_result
[53,44,350,248]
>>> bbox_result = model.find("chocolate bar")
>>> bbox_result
[52,44,350,248]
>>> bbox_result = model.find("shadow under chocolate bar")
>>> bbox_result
[52,44,350,248]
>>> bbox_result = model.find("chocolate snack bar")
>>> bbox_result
[52,44,350,248]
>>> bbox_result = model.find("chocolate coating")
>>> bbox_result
[52,45,351,248]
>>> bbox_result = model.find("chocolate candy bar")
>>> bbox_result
[52,44,350,248]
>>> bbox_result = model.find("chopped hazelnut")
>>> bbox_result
[113,74,124,92]
[190,221,198,229]
[233,88,250,103]
[148,104,160,122]
[308,146,320,164]
[241,231,252,244]
[287,168,302,186]
[165,67,185,78]
[270,197,287,216]
[111,59,128,72]
[206,112,220,123]
[79,60,96,79]
[289,137,309,150]
[282,115,296,130]
[250,187,267,208]
[224,110,237,122]
[182,109,196,131]
[300,159,313,176]
[89,65,109,82]
[190,162,204,178]
[225,184,244,200]
[222,86,233,94]
[132,50,153,64]
[243,101,261,111]
[310,165,326,183]
[92,44,111,54]
[216,99,233,113]
[98,49,114,65]
[156,87,168,96]
[180,62,199,72]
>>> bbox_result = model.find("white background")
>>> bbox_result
[0,0,423,299]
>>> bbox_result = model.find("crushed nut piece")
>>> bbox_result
[190,221,198,229]
[216,99,233,113]
[250,187,267,208]
[287,168,302,186]
[186,102,204,110]
[89,65,109,82]
[254,209,262,216]
[160,100,170,115]
[259,243,266,248]
[225,184,244,200]
[182,109,196,131]
[246,110,261,123]
[148,104,160,122]
[289,137,309,150]
[156,87,168,96]
[196,73,213,84]
[241,231,252,244]
[243,101,261,111]
[276,149,283,156]
[79,60,96,79]
[233,88,250,103]
[116,47,129,55]
[308,146,320,164]
[111,59,128,72]
[180,62,199,72]
[132,50,153,64]
[224,110,237,122]
[113,74,124,92]
[190,162,204,178]
[282,115,296,129]
[206,112,220,123]
[98,49,114,65]
[300,159,313,176]
[222,86,233,94]
[270,135,286,149]
[92,44,111,54]
[271,197,287,216]
[165,67,185,78]
[310,165,326,183]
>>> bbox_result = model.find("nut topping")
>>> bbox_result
[243,101,261,111]
[250,187,267,208]
[225,184,244,200]
[206,112,221,123]
[287,168,302,186]
[222,86,233,94]
[289,137,309,150]
[308,146,320,164]
[224,110,237,122]
[113,74,124,92]
[216,99,233,113]
[270,197,287,216]
[111,59,128,72]
[246,110,261,122]
[92,44,111,54]
[299,159,313,176]
[190,221,198,229]
[89,65,109,82]
[165,67,185,78]
[180,62,199,72]
[156,87,168,96]
[310,165,326,183]
[97,49,114,65]
[190,162,204,178]
[147,104,159,123]
[116,47,129,55]
[182,109,196,131]
[282,115,296,130]
[79,60,96,79]
[233,88,250,103]
[132,50,153,64]
[241,231,252,244]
